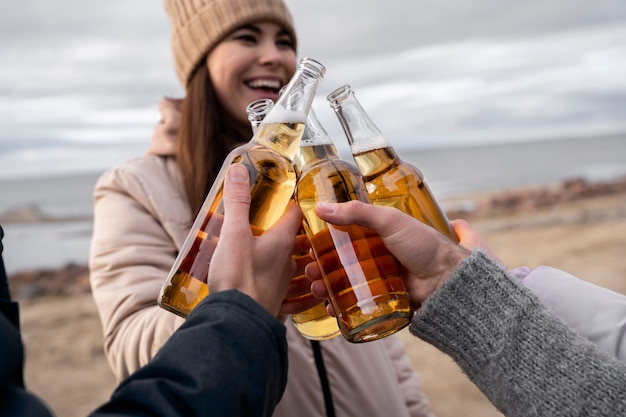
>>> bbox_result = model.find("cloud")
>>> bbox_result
[0,0,625,179]
[310,23,626,149]
[286,0,626,57]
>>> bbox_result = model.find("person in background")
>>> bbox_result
[307,200,626,417]
[88,0,434,416]
[0,165,301,417]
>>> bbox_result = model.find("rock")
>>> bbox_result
[447,175,626,219]
[8,263,91,300]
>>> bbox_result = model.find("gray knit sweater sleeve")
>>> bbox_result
[410,250,626,417]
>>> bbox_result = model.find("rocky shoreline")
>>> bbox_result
[0,204,92,224]
[9,262,91,300]
[444,175,626,218]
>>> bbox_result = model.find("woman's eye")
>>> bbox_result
[235,34,257,43]
[277,38,295,49]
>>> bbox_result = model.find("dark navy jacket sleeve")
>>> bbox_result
[90,290,289,417]
[0,313,56,417]
[2,221,288,417]
[0,224,55,417]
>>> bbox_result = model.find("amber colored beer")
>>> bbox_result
[307,223,412,342]
[353,147,457,241]
[158,214,219,317]
[159,123,301,318]
[159,57,325,318]
[291,302,338,339]
[327,84,457,243]
[290,226,340,340]
[295,154,413,342]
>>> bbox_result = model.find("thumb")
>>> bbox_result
[220,164,252,240]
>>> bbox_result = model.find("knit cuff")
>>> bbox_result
[409,250,541,376]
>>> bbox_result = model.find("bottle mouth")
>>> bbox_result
[298,57,326,80]
[326,85,352,108]
[246,98,274,123]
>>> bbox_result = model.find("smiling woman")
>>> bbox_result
[87,0,435,416]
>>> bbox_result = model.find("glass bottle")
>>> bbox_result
[247,100,340,340]
[290,109,344,340]
[294,109,413,343]
[327,85,458,242]
[158,57,326,318]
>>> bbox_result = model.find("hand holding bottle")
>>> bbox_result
[159,57,325,318]
[306,201,470,311]
[208,164,303,317]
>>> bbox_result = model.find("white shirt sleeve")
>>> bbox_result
[513,265,626,360]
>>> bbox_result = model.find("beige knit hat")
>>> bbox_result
[165,0,297,88]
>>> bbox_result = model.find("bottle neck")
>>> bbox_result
[294,106,340,170]
[253,120,307,160]
[352,146,400,179]
[328,86,391,152]
[296,143,340,170]
[254,57,325,162]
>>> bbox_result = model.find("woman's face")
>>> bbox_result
[206,21,297,125]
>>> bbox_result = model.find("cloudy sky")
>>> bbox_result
[1,0,625,179]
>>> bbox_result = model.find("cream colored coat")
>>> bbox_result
[89,100,434,417]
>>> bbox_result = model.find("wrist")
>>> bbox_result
[430,238,471,298]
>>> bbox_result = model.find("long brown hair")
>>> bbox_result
[177,64,252,214]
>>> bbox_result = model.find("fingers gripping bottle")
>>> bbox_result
[158,58,326,318]
[294,109,413,343]
[327,85,458,242]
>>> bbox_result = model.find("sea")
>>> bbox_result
[1,134,625,275]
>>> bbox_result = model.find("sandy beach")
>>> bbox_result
[11,176,626,417]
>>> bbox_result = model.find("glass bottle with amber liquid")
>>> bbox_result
[327,85,458,242]
[294,109,413,343]
[290,108,344,340]
[248,100,340,340]
[158,57,326,318]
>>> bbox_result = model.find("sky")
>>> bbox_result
[1,0,626,180]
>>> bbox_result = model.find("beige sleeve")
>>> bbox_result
[89,161,186,381]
